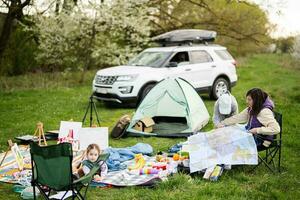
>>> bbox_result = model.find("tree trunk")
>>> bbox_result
[0,0,31,60]
[79,15,97,84]
[0,11,14,57]
[55,0,61,15]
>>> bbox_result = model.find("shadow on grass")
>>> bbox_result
[102,101,137,109]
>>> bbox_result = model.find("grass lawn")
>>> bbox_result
[0,54,299,199]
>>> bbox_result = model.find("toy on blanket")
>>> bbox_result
[128,168,160,175]
[140,168,160,175]
[178,151,189,160]
[128,154,146,170]
[127,158,178,177]
[174,151,189,167]
[152,163,167,170]
[156,151,189,162]
[156,155,170,163]
[145,162,168,170]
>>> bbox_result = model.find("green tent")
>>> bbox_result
[126,78,210,137]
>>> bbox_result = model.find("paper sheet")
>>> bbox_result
[78,127,108,150]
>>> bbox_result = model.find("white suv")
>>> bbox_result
[92,44,237,106]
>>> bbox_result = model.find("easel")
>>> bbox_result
[0,140,13,168]
[82,93,101,127]
[33,122,47,146]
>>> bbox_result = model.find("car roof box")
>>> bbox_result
[152,29,217,46]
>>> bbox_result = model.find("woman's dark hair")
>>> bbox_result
[246,88,268,116]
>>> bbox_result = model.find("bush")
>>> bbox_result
[275,36,295,53]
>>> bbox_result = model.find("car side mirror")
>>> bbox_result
[167,62,178,68]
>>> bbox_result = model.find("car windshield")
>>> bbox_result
[128,51,171,68]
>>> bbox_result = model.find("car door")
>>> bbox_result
[187,50,215,88]
[164,51,198,88]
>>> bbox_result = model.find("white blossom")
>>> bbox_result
[34,0,152,70]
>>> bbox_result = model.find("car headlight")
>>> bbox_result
[116,75,137,82]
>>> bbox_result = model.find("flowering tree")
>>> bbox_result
[91,0,152,66]
[34,0,151,80]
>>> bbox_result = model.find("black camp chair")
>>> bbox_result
[30,142,107,200]
[252,111,282,173]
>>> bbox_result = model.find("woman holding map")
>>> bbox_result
[216,88,280,148]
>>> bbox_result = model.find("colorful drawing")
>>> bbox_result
[58,129,80,151]
[58,121,82,140]
[11,143,24,171]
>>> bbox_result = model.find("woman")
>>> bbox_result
[217,88,280,147]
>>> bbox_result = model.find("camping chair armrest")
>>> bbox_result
[272,138,282,142]
[73,166,99,185]
[73,154,109,185]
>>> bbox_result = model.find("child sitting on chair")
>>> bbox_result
[82,143,108,182]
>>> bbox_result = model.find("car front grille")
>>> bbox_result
[95,75,118,85]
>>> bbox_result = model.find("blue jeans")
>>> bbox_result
[253,134,274,148]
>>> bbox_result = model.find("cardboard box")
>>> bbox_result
[133,117,155,133]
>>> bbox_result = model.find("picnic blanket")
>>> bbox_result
[0,146,83,185]
[0,146,173,187]
[94,156,171,187]
[0,146,31,184]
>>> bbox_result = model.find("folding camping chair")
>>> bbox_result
[30,142,107,200]
[252,111,282,173]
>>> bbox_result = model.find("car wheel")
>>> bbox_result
[210,78,230,99]
[138,84,155,105]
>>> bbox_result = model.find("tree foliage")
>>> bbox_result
[275,36,295,54]
[34,0,152,73]
[0,0,278,76]
[149,0,272,55]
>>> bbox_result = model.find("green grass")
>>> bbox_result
[0,53,299,199]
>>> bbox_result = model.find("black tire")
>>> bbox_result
[138,84,155,105]
[210,78,230,100]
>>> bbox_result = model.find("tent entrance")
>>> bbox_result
[152,116,189,135]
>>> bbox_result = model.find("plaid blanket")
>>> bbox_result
[95,156,167,187]
[0,147,172,187]
[0,146,83,184]
[0,146,31,184]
